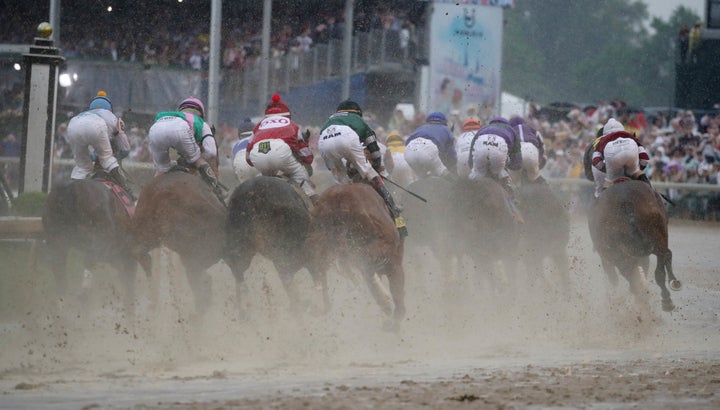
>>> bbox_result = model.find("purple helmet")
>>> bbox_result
[508,116,525,127]
[489,116,509,125]
[178,97,205,118]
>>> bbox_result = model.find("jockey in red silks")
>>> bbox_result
[592,118,650,190]
[246,93,317,202]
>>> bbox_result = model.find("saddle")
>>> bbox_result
[91,173,135,216]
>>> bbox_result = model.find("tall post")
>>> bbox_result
[19,23,64,194]
[49,0,61,46]
[259,0,272,114]
[208,0,221,127]
[341,0,354,100]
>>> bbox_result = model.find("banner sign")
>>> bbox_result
[429,2,504,116]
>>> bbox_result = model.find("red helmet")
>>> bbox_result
[265,93,291,117]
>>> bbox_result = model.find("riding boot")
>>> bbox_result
[370,176,408,237]
[198,163,227,203]
[499,176,524,224]
[635,173,651,185]
[533,175,548,185]
[108,167,136,202]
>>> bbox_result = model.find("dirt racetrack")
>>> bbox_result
[1,214,719,409]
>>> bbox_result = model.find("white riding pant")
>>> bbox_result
[520,142,541,182]
[592,166,606,198]
[455,131,475,179]
[148,117,201,173]
[319,124,379,184]
[603,137,641,184]
[469,134,509,180]
[248,138,315,197]
[389,151,417,188]
[232,149,261,183]
[404,137,449,178]
[67,113,119,179]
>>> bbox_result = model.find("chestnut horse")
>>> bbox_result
[43,176,146,313]
[225,176,327,314]
[588,179,681,311]
[305,182,406,327]
[131,169,227,316]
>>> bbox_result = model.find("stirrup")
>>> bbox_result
[394,215,408,237]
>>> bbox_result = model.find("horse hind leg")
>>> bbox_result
[663,249,681,291]
[655,250,678,312]
[363,271,394,317]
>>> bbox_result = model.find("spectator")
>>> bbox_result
[0,133,20,157]
[677,24,690,63]
[689,22,703,63]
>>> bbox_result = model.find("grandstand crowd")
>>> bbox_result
[2,3,719,219]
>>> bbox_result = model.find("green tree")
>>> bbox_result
[503,1,699,107]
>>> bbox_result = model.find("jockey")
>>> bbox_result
[509,117,547,184]
[404,112,457,179]
[245,93,317,202]
[319,100,407,237]
[232,118,260,183]
[592,118,650,190]
[66,91,135,200]
[468,116,522,199]
[148,97,226,201]
[455,117,482,179]
[384,131,417,188]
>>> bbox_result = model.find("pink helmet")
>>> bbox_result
[178,97,205,118]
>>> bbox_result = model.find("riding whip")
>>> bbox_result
[381,175,427,203]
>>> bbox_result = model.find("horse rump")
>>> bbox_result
[307,182,406,326]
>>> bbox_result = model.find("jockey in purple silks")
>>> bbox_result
[468,116,524,222]
[509,117,547,184]
[404,112,457,180]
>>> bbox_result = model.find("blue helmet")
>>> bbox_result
[89,91,112,111]
[426,112,447,125]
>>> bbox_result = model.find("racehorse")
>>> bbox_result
[225,175,327,315]
[305,182,406,328]
[453,177,521,290]
[517,180,570,289]
[131,169,227,316]
[588,179,681,312]
[402,176,459,284]
[43,175,144,314]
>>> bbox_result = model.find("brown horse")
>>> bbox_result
[305,182,406,327]
[402,176,457,272]
[588,179,681,312]
[43,176,145,313]
[454,177,520,287]
[517,180,570,288]
[131,169,227,316]
[225,176,327,315]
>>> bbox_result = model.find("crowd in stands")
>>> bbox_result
[2,5,419,73]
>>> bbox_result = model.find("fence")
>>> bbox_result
[2,156,720,222]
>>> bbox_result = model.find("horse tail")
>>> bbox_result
[45,181,81,233]
[583,143,595,181]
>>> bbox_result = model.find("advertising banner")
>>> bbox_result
[429,1,505,117]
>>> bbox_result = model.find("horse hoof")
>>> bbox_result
[669,279,682,291]
[662,300,675,312]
